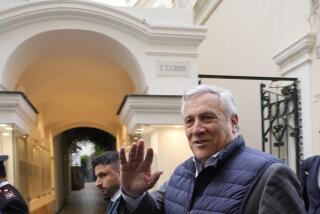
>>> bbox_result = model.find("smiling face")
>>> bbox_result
[94,163,120,199]
[183,92,238,166]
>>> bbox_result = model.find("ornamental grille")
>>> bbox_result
[260,82,303,172]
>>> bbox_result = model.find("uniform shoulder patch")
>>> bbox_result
[3,189,16,200]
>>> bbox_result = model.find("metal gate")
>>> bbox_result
[198,74,302,171]
[260,81,302,171]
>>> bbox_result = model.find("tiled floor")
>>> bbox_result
[58,182,106,214]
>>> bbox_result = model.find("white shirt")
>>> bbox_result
[111,189,121,203]
[0,179,8,188]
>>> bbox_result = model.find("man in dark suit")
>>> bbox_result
[92,151,121,214]
[0,155,28,214]
[299,155,320,214]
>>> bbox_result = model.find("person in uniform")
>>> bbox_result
[0,155,28,214]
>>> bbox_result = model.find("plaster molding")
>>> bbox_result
[134,0,156,8]
[193,0,223,25]
[145,50,198,57]
[272,33,316,76]
[273,33,316,66]
[118,95,183,134]
[0,0,207,45]
[279,58,312,76]
[0,92,37,132]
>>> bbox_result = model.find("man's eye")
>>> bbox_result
[98,173,107,178]
[201,115,215,123]
[184,118,194,127]
[202,116,213,122]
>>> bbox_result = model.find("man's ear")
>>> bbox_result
[231,114,239,132]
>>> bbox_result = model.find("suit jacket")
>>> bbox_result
[298,155,320,214]
[243,163,306,214]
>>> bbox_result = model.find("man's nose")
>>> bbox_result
[191,120,205,134]
[95,178,102,188]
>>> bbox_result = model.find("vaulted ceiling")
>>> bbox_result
[15,30,136,136]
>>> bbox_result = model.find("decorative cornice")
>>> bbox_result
[279,58,312,76]
[0,91,38,113]
[117,95,183,134]
[272,33,316,66]
[0,0,207,46]
[145,50,198,57]
[0,92,37,132]
[193,0,223,25]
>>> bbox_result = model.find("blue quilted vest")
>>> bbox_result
[164,135,281,214]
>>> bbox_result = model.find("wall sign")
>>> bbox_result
[157,61,190,77]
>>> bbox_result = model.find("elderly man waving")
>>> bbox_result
[114,84,306,214]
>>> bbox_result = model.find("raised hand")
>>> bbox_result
[119,139,163,198]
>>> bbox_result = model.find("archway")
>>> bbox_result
[54,127,115,212]
[3,29,141,136]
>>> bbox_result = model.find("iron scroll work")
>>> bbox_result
[198,75,303,172]
[260,82,302,171]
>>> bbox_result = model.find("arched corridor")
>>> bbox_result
[54,127,116,213]
[58,182,105,214]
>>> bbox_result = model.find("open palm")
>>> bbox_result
[119,139,163,198]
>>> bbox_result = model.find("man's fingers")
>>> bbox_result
[145,148,154,163]
[119,147,127,165]
[128,143,138,162]
[135,139,145,163]
[140,148,153,169]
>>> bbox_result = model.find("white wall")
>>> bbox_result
[198,0,310,77]
[197,0,312,155]
[143,126,191,187]
[310,5,320,156]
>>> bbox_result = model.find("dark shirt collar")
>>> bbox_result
[192,135,244,177]
[193,151,221,177]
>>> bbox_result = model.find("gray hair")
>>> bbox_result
[181,84,238,119]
